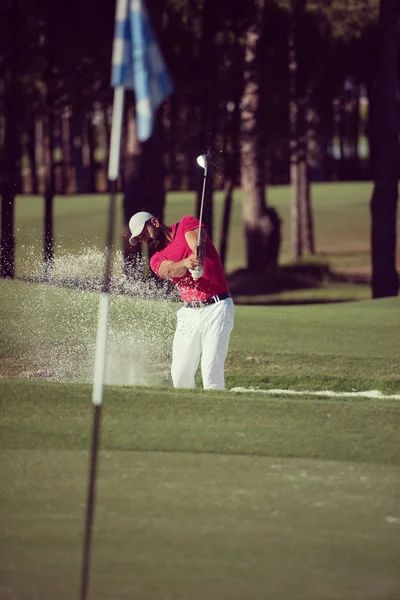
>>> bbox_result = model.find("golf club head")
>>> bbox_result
[196,154,207,172]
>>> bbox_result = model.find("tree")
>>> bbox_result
[121,116,166,277]
[195,0,219,240]
[0,0,26,278]
[240,0,281,272]
[370,0,399,298]
[288,0,314,260]
[283,0,380,260]
[42,18,56,274]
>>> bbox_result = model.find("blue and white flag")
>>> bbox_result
[111,0,173,141]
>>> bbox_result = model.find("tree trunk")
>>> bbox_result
[370,0,399,298]
[96,105,108,192]
[0,182,16,279]
[27,121,39,194]
[0,1,22,278]
[288,22,302,261]
[35,116,46,194]
[196,0,218,241]
[43,24,56,275]
[240,0,281,272]
[351,83,361,178]
[122,115,166,278]
[219,179,233,270]
[288,1,314,261]
[290,162,302,260]
[86,110,97,193]
[44,112,55,274]
[70,109,84,193]
[61,107,76,193]
[219,98,238,269]
[121,104,141,274]
[300,161,314,254]
[81,112,93,193]
[338,95,346,179]
[303,106,315,254]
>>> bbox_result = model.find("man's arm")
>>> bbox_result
[157,254,200,280]
[185,227,206,265]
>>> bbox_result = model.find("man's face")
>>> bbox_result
[137,221,168,251]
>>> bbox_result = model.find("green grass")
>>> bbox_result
[229,294,400,393]
[1,381,400,600]
[1,379,400,462]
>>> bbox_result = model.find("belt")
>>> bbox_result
[183,292,231,309]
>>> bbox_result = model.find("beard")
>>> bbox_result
[148,227,168,251]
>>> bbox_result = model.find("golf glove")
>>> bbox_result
[190,266,204,280]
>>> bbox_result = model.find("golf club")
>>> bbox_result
[196,154,208,251]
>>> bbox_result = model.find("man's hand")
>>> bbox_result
[184,253,203,280]
[183,253,200,270]
[189,265,204,280]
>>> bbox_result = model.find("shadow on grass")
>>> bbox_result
[228,261,370,306]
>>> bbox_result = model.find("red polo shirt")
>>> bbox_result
[150,215,230,302]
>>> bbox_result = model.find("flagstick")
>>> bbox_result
[80,86,125,600]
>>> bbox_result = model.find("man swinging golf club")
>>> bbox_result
[128,155,234,390]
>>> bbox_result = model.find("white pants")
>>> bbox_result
[171,298,234,390]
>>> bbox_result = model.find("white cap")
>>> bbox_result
[128,211,154,246]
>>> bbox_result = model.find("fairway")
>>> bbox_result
[1,381,400,600]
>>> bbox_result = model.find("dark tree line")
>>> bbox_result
[370,0,400,298]
[0,0,398,296]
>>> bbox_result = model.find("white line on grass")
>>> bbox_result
[230,387,400,400]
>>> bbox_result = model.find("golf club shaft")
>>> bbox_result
[197,167,207,248]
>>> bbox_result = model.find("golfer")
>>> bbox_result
[128,211,234,390]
